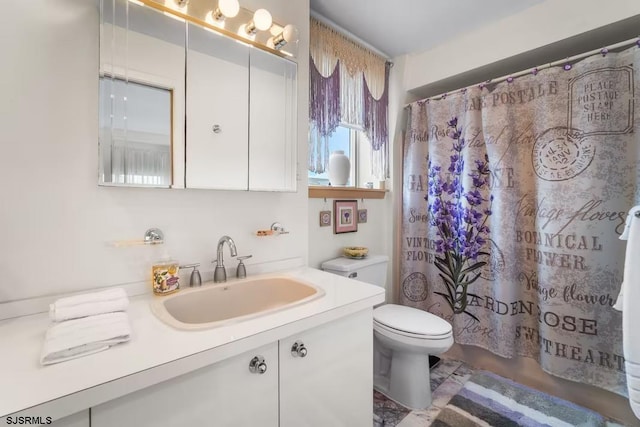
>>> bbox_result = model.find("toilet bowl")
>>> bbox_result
[373,304,453,409]
[320,255,454,410]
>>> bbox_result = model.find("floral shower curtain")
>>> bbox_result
[400,45,640,394]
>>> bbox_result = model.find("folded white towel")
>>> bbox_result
[49,288,129,322]
[40,312,131,366]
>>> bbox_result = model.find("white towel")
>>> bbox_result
[621,206,640,240]
[40,312,131,366]
[614,207,640,311]
[49,288,129,322]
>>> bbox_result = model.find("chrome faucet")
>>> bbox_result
[214,235,237,283]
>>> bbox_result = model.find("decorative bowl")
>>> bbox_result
[343,246,369,258]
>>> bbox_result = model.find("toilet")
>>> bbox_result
[321,255,453,410]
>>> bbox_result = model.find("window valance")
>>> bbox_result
[309,17,389,178]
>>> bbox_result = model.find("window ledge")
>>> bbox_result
[308,186,387,199]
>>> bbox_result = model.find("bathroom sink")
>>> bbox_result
[151,276,324,330]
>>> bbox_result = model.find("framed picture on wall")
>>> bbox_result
[334,200,358,234]
[357,209,368,223]
[319,210,332,227]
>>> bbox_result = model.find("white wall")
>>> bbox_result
[308,197,392,296]
[0,0,309,304]
[404,0,640,94]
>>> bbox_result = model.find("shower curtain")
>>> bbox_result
[400,45,640,395]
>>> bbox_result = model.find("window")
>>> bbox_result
[308,17,390,190]
[308,124,379,188]
[308,125,352,186]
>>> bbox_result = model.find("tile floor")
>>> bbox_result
[373,358,471,426]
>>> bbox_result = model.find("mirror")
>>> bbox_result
[249,49,297,191]
[99,77,172,186]
[99,0,185,188]
[185,23,249,190]
[98,0,297,191]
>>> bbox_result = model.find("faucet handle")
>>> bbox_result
[236,255,252,279]
[180,263,202,287]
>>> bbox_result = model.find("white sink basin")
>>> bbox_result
[151,276,324,330]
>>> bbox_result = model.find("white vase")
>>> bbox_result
[328,150,350,186]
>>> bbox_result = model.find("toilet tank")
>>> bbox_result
[321,255,388,287]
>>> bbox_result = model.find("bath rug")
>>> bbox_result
[432,371,613,427]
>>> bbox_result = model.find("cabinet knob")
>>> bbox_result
[212,124,222,134]
[291,340,308,358]
[249,355,267,374]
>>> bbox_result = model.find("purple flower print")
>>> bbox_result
[424,117,493,319]
[343,211,351,224]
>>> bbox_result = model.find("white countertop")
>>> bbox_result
[0,267,384,420]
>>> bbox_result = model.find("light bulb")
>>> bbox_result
[210,0,239,22]
[253,9,272,31]
[271,24,298,49]
[244,9,272,35]
[270,25,282,36]
[282,24,298,43]
[218,0,239,18]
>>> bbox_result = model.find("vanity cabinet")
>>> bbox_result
[91,343,279,427]
[279,309,372,426]
[90,310,372,426]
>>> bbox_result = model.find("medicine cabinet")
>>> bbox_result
[98,0,297,191]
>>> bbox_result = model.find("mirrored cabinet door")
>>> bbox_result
[186,23,250,190]
[248,50,297,192]
[99,1,185,187]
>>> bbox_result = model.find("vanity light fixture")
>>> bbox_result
[267,24,299,50]
[244,8,272,35]
[206,0,240,27]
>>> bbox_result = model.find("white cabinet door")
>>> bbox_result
[92,343,278,427]
[50,411,90,427]
[280,309,374,427]
[186,23,249,190]
[248,49,297,192]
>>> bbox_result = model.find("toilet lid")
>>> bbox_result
[374,304,452,336]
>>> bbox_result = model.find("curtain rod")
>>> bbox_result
[406,35,640,108]
[310,10,393,64]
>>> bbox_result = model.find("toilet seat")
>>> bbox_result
[373,304,452,338]
[374,320,452,340]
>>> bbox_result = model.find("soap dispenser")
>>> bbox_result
[152,252,180,295]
